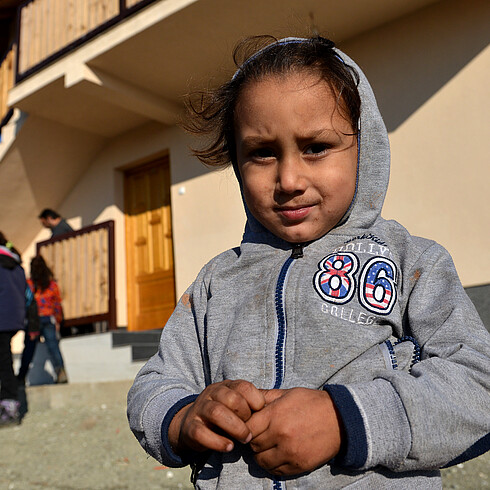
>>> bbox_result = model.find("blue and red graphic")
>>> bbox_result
[314,251,398,316]
[359,257,397,315]
[314,252,358,304]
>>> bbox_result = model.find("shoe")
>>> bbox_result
[55,367,68,384]
[0,399,21,427]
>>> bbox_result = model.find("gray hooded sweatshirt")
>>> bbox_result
[127,46,490,489]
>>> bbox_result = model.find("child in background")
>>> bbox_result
[128,36,489,488]
[19,255,68,384]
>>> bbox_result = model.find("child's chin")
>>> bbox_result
[277,228,329,244]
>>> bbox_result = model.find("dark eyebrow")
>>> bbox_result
[239,128,346,151]
[239,136,274,147]
[241,129,339,143]
[303,128,342,140]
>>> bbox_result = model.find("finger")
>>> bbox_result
[254,447,303,476]
[226,380,266,412]
[212,384,255,422]
[253,446,289,474]
[182,418,235,453]
[260,389,285,405]
[249,431,276,454]
[201,399,252,444]
[246,408,271,441]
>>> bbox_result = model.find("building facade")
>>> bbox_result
[0,0,488,337]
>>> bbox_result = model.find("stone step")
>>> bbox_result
[111,328,162,347]
[16,332,146,386]
[131,343,159,361]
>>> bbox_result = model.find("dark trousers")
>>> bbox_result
[0,331,18,400]
[17,333,36,380]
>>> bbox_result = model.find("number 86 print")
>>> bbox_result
[314,253,398,315]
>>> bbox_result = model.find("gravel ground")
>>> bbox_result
[0,380,487,489]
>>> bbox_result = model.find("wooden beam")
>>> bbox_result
[64,63,181,125]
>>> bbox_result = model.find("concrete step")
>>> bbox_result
[132,343,159,361]
[112,328,162,347]
[112,328,162,362]
[16,332,146,386]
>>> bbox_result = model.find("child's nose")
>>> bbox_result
[276,155,308,194]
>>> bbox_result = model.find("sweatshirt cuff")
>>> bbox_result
[324,379,411,470]
[323,384,367,468]
[160,394,199,466]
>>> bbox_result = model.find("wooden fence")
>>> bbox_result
[0,46,15,128]
[16,0,153,80]
[36,220,116,329]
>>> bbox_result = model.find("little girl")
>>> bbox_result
[128,36,489,488]
[20,255,68,384]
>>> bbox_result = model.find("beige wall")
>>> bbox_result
[343,0,489,286]
[22,122,245,328]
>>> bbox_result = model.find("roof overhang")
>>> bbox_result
[8,0,442,137]
[2,0,443,250]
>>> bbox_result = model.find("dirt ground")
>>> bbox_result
[0,380,487,489]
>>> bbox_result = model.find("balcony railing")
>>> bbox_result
[36,220,116,330]
[16,0,155,82]
[0,46,15,130]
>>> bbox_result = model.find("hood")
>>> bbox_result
[0,245,21,270]
[332,48,390,233]
[235,39,390,247]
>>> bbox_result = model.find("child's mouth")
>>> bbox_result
[278,206,313,221]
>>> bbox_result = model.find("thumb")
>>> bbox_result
[260,389,285,404]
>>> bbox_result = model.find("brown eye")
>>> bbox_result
[304,144,329,155]
[252,148,275,159]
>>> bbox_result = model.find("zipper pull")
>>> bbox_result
[291,243,304,259]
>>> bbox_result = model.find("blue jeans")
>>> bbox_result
[19,317,65,378]
[39,317,65,371]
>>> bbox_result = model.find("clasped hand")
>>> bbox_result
[168,380,342,476]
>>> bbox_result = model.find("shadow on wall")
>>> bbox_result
[50,125,206,230]
[465,284,490,332]
[345,0,489,132]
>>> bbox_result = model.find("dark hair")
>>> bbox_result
[39,208,60,219]
[184,35,360,169]
[0,231,21,257]
[30,255,54,292]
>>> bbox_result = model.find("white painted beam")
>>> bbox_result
[64,64,182,125]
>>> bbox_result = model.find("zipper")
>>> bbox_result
[291,243,304,259]
[273,243,304,389]
[273,256,293,389]
[271,244,304,490]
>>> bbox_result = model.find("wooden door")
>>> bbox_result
[124,158,175,331]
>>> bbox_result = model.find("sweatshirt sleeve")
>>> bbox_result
[325,243,490,472]
[127,266,211,467]
[51,282,63,324]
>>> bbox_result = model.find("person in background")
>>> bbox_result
[38,209,73,237]
[21,255,68,384]
[0,232,34,427]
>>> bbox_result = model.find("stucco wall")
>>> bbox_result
[342,0,489,286]
[22,122,245,328]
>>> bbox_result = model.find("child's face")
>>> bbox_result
[234,71,358,243]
